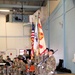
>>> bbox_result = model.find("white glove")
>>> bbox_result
[38,64,41,67]
[42,66,44,69]
[51,71,54,74]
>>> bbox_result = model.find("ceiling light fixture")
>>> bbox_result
[0,9,10,12]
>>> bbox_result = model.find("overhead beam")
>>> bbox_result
[0,4,41,9]
[12,11,35,15]
[9,0,57,1]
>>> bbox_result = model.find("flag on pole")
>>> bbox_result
[38,17,46,55]
[34,19,39,55]
[31,22,35,58]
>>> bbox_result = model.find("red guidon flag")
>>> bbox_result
[38,17,46,55]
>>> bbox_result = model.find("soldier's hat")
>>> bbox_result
[49,49,54,54]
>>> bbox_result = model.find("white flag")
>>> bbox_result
[34,20,38,54]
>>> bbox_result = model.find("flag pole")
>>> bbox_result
[34,15,40,63]
[35,15,38,56]
[38,12,40,55]
[37,12,41,63]
[34,15,38,62]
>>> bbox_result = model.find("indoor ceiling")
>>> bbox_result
[0,0,48,15]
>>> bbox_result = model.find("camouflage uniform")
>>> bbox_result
[9,57,19,75]
[35,55,42,75]
[9,62,17,75]
[18,59,26,75]
[0,55,4,74]
[34,58,39,75]
[36,54,48,75]
[0,55,4,63]
[34,55,44,75]
[45,55,56,75]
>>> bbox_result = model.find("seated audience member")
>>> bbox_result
[6,56,11,62]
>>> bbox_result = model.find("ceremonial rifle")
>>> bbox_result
[37,49,58,67]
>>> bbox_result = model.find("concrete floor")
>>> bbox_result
[56,73,75,75]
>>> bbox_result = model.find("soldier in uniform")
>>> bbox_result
[10,57,19,75]
[41,48,50,75]
[35,48,49,75]
[43,48,49,62]
[0,55,4,74]
[0,55,4,63]
[34,48,49,75]
[45,49,56,75]
[18,58,26,75]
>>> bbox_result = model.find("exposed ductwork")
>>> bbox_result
[0,4,41,9]
[0,0,47,15]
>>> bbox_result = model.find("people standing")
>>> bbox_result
[45,49,56,75]
[23,50,29,64]
[35,48,49,75]
[43,48,49,62]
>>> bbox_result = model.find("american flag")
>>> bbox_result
[31,22,35,58]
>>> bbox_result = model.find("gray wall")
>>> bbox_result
[43,0,75,73]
